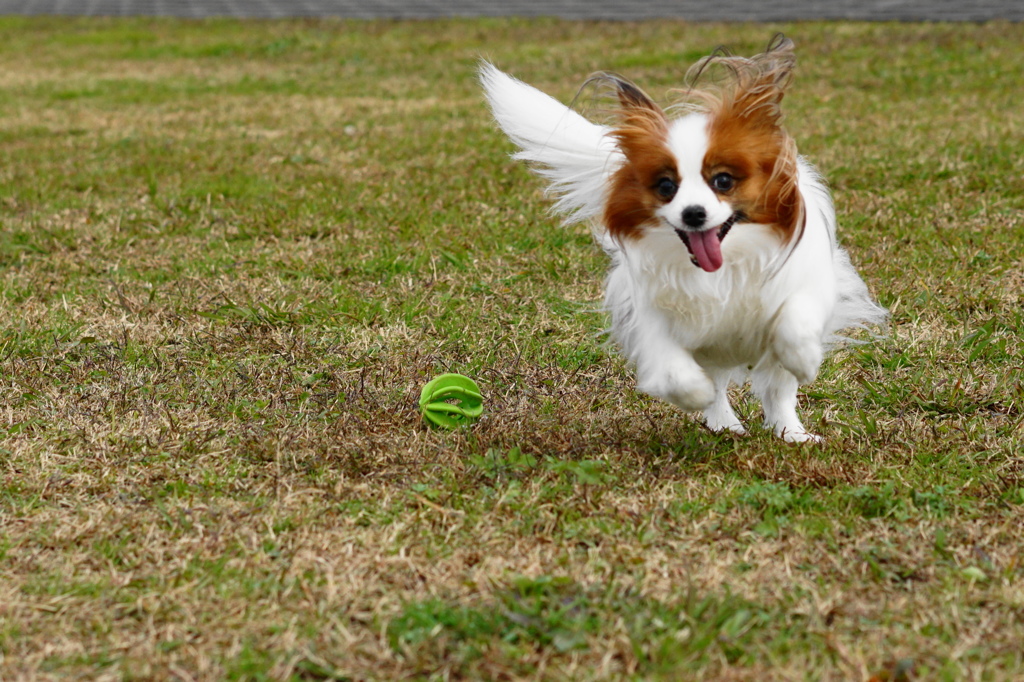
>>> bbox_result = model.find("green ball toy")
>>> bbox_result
[419,374,483,429]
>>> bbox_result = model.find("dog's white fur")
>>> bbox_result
[480,57,885,442]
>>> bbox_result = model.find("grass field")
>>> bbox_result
[0,15,1022,681]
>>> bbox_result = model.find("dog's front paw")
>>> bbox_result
[638,366,715,412]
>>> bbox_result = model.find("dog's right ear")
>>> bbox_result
[586,72,669,144]
[588,72,665,119]
[611,75,660,113]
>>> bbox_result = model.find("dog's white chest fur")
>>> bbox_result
[607,223,782,367]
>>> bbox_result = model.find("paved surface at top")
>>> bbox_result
[0,0,1019,22]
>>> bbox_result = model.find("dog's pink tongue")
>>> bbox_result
[689,229,723,272]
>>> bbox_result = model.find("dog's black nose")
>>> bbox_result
[682,205,707,228]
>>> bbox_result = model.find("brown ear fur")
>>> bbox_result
[690,35,804,244]
[593,74,677,242]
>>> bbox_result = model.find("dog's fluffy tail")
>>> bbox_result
[480,62,619,225]
[826,247,890,346]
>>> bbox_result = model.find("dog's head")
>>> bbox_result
[602,36,804,272]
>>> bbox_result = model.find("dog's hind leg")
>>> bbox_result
[702,368,746,435]
[751,365,821,443]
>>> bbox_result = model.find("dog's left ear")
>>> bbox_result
[735,34,796,125]
[687,34,797,130]
[755,34,796,100]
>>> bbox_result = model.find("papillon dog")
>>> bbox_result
[480,36,886,442]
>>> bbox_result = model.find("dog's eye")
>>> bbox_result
[655,177,678,200]
[711,173,735,193]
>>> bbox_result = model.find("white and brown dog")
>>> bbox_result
[481,37,886,442]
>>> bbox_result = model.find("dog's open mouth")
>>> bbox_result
[675,213,740,273]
